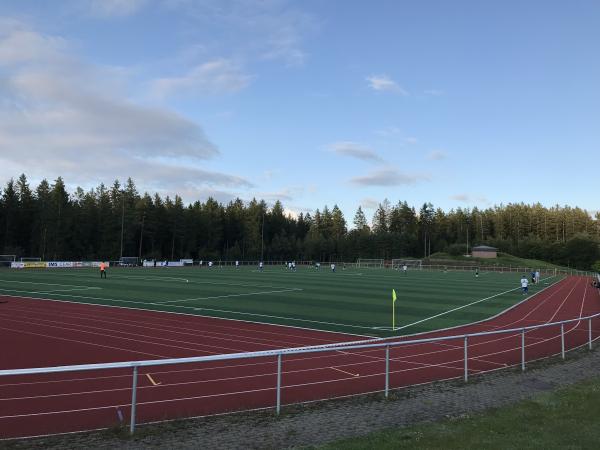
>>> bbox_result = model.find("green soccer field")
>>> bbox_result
[0,266,562,338]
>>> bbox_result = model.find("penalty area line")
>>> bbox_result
[155,288,304,304]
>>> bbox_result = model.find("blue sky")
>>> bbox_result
[0,0,598,222]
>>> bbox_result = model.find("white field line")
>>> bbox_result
[0,279,99,289]
[156,288,304,304]
[3,290,377,331]
[0,292,376,339]
[391,275,557,332]
[56,272,289,290]
[0,287,101,295]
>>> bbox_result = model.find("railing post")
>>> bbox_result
[130,365,138,435]
[561,323,565,360]
[521,329,526,371]
[385,345,390,398]
[589,319,593,350]
[276,353,282,415]
[464,336,468,382]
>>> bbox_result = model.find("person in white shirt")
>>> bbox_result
[402,264,408,275]
[535,270,540,284]
[520,275,529,295]
[292,261,296,271]
[208,261,213,268]
[331,263,336,272]
[259,261,264,272]
[235,260,239,269]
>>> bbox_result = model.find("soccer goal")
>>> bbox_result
[357,258,384,269]
[119,256,139,267]
[391,259,423,270]
[0,255,16,268]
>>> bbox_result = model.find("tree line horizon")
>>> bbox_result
[1,174,599,270]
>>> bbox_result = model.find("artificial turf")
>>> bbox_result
[0,266,562,338]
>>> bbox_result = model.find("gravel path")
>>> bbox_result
[4,347,600,450]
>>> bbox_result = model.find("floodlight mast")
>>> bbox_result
[120,190,125,260]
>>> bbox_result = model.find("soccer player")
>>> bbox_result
[331,263,336,272]
[535,270,540,284]
[259,261,264,272]
[475,268,479,278]
[292,261,296,272]
[530,271,536,284]
[521,275,529,295]
[100,261,107,279]
[402,264,408,275]
[208,261,213,268]
[235,260,240,269]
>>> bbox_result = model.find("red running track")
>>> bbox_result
[1,276,599,439]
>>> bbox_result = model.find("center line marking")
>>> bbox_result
[146,374,162,386]
[329,367,359,377]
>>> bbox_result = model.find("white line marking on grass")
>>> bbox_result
[0,280,99,289]
[388,276,557,332]
[155,288,304,304]
[0,287,101,295]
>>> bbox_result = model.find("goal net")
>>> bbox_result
[357,258,384,268]
[0,255,16,268]
[20,257,41,262]
[119,256,139,267]
[391,259,423,270]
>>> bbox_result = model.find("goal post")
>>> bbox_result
[391,259,423,270]
[0,255,16,268]
[357,258,384,269]
[20,256,41,262]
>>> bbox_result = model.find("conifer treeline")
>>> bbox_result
[1,175,599,269]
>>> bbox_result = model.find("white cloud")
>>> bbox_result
[151,59,252,98]
[85,0,147,17]
[350,169,429,186]
[366,75,407,95]
[374,126,402,137]
[0,20,252,202]
[450,194,489,204]
[329,141,383,162]
[360,198,379,209]
[165,0,317,67]
[427,150,447,160]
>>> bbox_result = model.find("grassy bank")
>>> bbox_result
[319,377,600,449]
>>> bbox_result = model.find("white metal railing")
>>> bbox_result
[1,311,599,435]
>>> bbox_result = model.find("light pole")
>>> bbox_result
[260,212,265,262]
[119,190,125,261]
[138,212,145,261]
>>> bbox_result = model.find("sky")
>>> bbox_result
[0,0,598,222]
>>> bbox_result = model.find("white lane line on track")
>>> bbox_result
[329,367,359,377]
[1,303,320,351]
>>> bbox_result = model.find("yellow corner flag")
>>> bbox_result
[392,289,397,331]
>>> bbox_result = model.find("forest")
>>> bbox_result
[1,174,599,270]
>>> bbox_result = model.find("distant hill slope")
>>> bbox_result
[426,252,565,269]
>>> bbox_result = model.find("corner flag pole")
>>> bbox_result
[392,289,397,331]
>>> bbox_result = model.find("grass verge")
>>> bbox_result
[317,376,600,450]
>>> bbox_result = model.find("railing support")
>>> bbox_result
[464,336,468,382]
[561,323,565,360]
[385,345,390,398]
[276,353,282,415]
[521,329,526,372]
[589,319,593,350]
[130,366,138,435]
